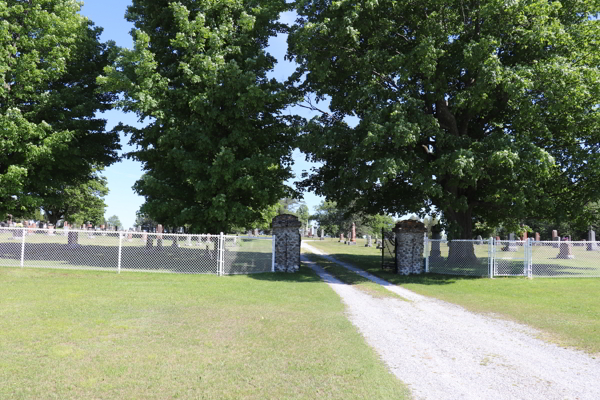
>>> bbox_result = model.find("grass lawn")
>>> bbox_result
[0,267,411,400]
[305,239,600,355]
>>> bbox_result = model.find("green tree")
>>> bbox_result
[288,0,600,242]
[106,215,122,230]
[295,204,311,229]
[42,174,109,226]
[0,1,120,219]
[100,0,298,234]
[134,211,157,230]
[312,200,385,237]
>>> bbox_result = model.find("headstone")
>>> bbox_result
[504,233,518,252]
[552,230,559,248]
[535,232,540,242]
[47,224,55,236]
[476,235,483,245]
[156,224,163,248]
[253,228,259,237]
[557,237,575,259]
[495,236,501,243]
[375,239,382,249]
[430,230,443,259]
[350,222,357,244]
[187,235,192,246]
[587,229,598,251]
[87,225,95,239]
[320,228,325,241]
[339,233,344,242]
[247,230,252,236]
[521,231,528,241]
[365,235,372,247]
[67,230,79,248]
[127,232,133,243]
[206,234,213,258]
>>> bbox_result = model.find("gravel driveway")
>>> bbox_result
[302,242,600,400]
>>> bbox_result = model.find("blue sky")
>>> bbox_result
[79,1,323,229]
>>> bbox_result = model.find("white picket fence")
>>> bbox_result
[424,238,600,278]
[0,227,274,275]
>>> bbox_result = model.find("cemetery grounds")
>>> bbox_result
[304,238,600,355]
[0,229,274,274]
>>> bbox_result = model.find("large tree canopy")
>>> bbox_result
[0,0,120,219]
[288,0,600,239]
[100,0,299,233]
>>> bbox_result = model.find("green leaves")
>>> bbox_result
[101,0,297,233]
[289,0,600,238]
[0,1,120,219]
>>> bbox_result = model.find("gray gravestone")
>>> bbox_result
[504,233,517,252]
[365,235,372,247]
[557,238,575,259]
[587,229,598,251]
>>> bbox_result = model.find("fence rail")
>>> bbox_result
[425,238,600,278]
[0,227,274,275]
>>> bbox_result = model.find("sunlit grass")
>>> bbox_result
[0,267,411,400]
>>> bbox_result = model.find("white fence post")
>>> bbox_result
[117,232,123,273]
[424,233,429,273]
[526,238,533,279]
[271,235,275,272]
[488,237,494,278]
[20,228,26,268]
[219,232,224,276]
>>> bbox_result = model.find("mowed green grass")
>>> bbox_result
[305,239,600,354]
[0,267,411,400]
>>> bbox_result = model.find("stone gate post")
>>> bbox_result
[394,220,427,275]
[271,214,302,273]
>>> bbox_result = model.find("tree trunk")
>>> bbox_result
[446,207,477,261]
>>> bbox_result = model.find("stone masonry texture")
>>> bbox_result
[271,214,302,273]
[394,220,427,275]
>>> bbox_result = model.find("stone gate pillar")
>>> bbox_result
[271,214,302,273]
[394,220,427,275]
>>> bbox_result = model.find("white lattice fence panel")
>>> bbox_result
[531,241,600,278]
[427,239,491,276]
[223,236,273,275]
[120,233,219,274]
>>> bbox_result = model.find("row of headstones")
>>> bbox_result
[337,223,359,246]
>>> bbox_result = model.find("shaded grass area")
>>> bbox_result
[302,252,407,301]
[307,239,600,355]
[0,267,411,400]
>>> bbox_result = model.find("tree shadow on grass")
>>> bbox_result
[308,252,484,286]
[532,263,600,277]
[0,241,277,275]
[245,266,322,283]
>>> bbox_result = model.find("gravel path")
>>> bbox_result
[302,242,600,400]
